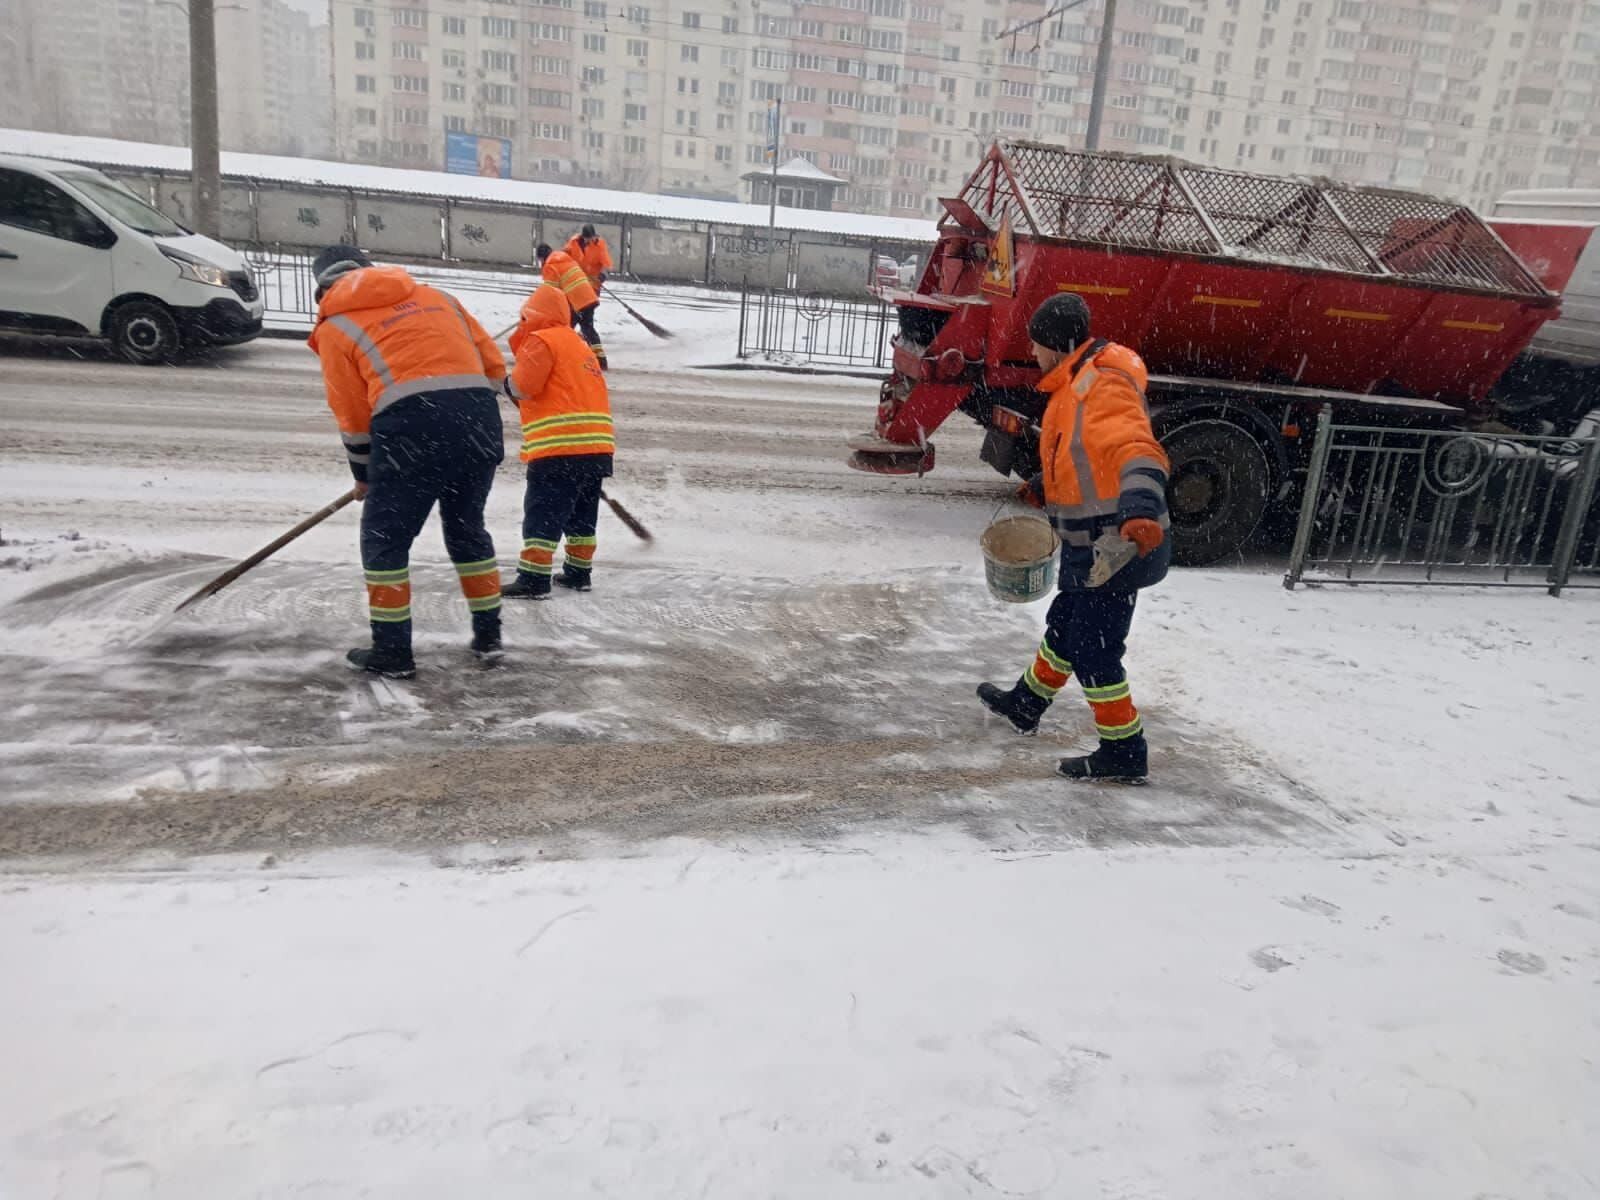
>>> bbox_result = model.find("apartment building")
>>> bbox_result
[337,0,1596,217]
[218,0,336,159]
[0,0,332,158]
[0,0,192,145]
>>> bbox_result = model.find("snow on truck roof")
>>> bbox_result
[0,127,935,244]
[958,139,1552,300]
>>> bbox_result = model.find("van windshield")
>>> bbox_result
[60,173,187,237]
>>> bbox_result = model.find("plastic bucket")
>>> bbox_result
[980,514,1060,603]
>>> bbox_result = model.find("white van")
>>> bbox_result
[0,154,264,363]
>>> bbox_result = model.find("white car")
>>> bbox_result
[0,153,264,363]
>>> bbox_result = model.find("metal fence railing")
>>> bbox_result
[244,249,319,330]
[1284,410,1600,594]
[736,282,895,370]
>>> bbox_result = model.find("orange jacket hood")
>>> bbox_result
[316,265,417,319]
[521,283,571,332]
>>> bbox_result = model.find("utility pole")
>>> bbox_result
[1085,0,1118,152]
[993,0,1114,153]
[188,0,222,237]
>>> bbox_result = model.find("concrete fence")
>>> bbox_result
[110,168,927,299]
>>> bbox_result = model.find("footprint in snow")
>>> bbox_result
[1495,949,1546,975]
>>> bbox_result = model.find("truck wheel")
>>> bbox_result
[1161,420,1270,566]
[109,301,181,365]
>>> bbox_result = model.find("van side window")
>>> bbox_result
[0,168,114,247]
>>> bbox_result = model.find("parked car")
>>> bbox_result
[0,153,263,363]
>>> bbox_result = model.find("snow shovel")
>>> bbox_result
[174,487,360,612]
[1087,531,1139,588]
[601,284,674,340]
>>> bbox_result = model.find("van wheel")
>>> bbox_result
[110,301,181,365]
[1162,420,1270,566]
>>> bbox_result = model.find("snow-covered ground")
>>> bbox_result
[2,299,1599,1198]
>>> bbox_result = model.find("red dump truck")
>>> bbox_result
[849,141,1595,564]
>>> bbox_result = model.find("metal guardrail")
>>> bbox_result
[735,282,895,369]
[1284,410,1600,594]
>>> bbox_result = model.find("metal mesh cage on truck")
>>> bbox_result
[954,140,1551,300]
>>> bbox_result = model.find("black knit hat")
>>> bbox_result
[1027,292,1091,353]
[581,223,597,238]
[311,243,372,288]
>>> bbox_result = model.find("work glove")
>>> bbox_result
[1120,517,1164,557]
[353,481,369,501]
[1015,479,1044,509]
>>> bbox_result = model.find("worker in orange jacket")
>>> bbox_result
[978,293,1171,783]
[306,244,508,678]
[501,282,615,599]
[536,242,607,371]
[563,224,613,297]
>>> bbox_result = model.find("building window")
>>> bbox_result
[442,49,465,68]
[582,97,604,117]
[625,103,647,120]
[682,10,701,27]
[482,50,516,72]
[627,39,648,57]
[624,135,646,154]
[584,131,605,149]
[355,42,375,60]
[480,83,515,104]
[681,44,699,62]
[482,16,516,37]
[444,115,467,132]
[394,41,424,60]
[353,7,374,27]
[355,75,376,93]
[722,16,737,32]
[444,83,465,101]
[355,107,377,125]
[393,7,424,27]
[584,33,606,52]
[582,66,606,83]
[584,0,607,14]
[530,88,572,108]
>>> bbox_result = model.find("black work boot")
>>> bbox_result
[346,645,417,680]
[554,570,592,593]
[471,617,504,663]
[977,681,1048,735]
[501,571,551,600]
[1058,736,1148,784]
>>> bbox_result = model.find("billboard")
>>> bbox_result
[445,131,513,179]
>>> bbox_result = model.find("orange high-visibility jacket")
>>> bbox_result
[507,284,614,463]
[308,265,505,442]
[541,248,599,312]
[563,235,613,289]
[1037,339,1170,537]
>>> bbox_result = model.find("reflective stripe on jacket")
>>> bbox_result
[308,266,506,469]
[1036,339,1171,590]
[563,236,613,288]
[507,284,614,462]
[541,249,599,311]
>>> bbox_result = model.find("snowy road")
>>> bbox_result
[3,328,1599,1197]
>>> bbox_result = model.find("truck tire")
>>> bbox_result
[1161,419,1270,566]
[109,300,181,365]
